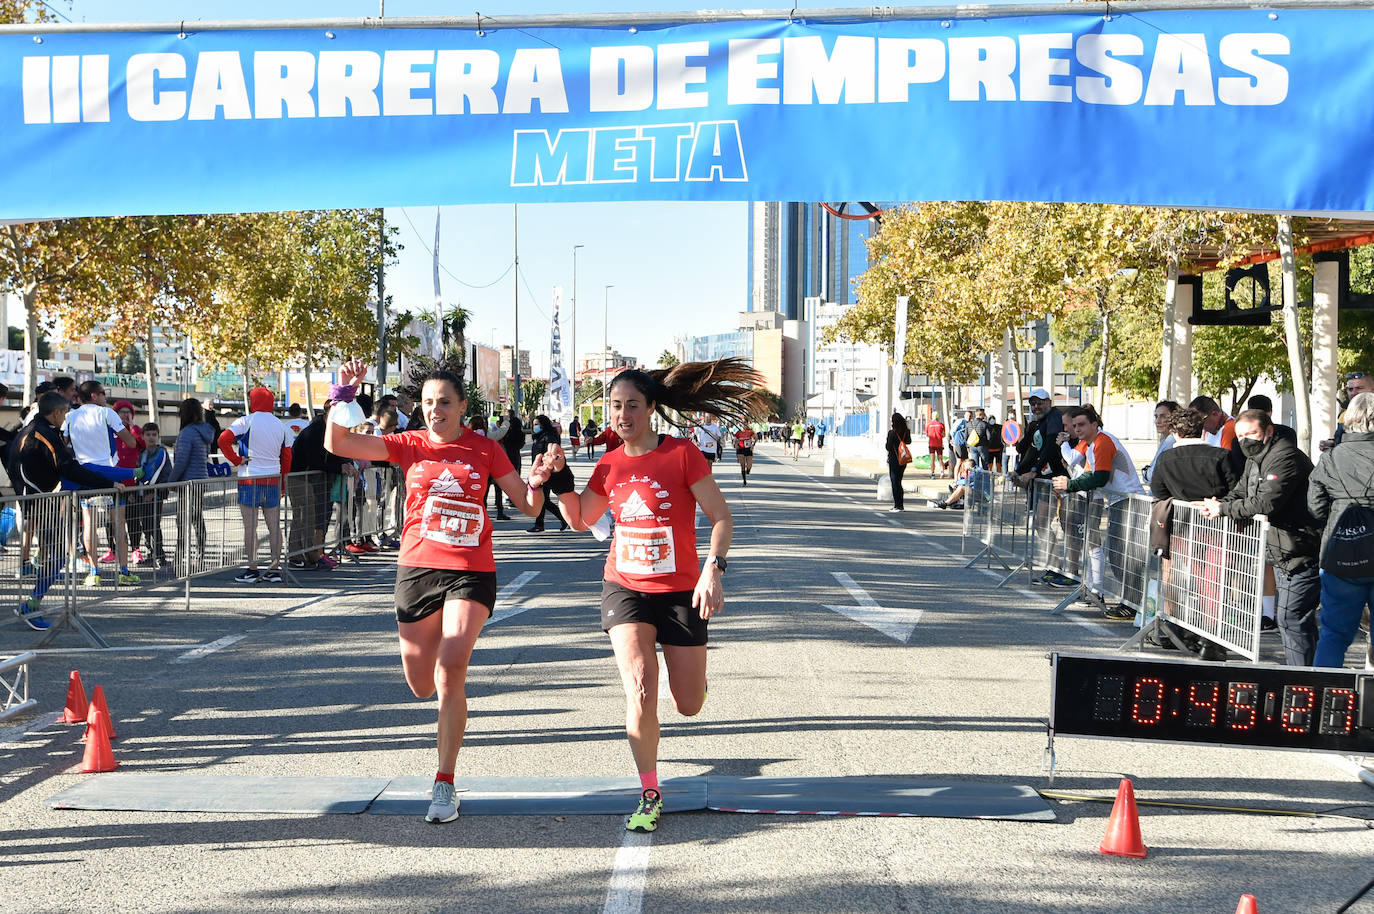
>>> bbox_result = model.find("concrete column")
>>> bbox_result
[1311,252,1343,450]
[1158,259,1177,401]
[1168,275,1200,405]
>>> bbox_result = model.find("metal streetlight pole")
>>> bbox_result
[602,284,613,421]
[572,243,583,417]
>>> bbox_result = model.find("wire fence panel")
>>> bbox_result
[1159,501,1267,660]
[1028,480,1100,586]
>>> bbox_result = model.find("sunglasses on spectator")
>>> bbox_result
[1347,372,1367,380]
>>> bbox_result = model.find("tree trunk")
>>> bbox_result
[144,319,160,424]
[1277,215,1312,451]
[22,286,38,404]
[242,361,252,413]
[303,350,315,419]
[1006,327,1025,424]
[1095,295,1111,409]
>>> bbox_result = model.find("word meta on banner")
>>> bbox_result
[512,121,744,187]
[1050,652,1374,755]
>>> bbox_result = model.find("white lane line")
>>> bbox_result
[171,634,247,664]
[0,710,63,744]
[490,571,541,624]
[832,572,880,607]
[602,830,652,914]
[25,644,204,655]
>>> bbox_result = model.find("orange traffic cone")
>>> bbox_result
[1099,778,1147,858]
[78,707,118,773]
[61,670,89,724]
[88,686,116,740]
[1235,894,1258,914]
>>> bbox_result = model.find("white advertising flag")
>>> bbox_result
[549,285,572,415]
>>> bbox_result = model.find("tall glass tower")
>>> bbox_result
[748,202,873,317]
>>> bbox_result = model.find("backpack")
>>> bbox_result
[896,440,912,465]
[967,425,981,447]
[1321,466,1374,577]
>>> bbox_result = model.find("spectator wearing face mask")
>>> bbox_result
[1200,409,1322,667]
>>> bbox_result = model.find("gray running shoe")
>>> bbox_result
[426,780,459,823]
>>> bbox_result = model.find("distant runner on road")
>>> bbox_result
[325,359,554,825]
[546,359,766,833]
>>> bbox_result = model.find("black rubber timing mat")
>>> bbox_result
[48,773,1055,821]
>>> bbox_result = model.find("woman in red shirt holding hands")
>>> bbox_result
[543,359,766,833]
[325,359,556,825]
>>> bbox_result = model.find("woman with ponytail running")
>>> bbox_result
[541,358,766,833]
[325,359,556,825]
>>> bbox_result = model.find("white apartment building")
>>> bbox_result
[804,296,886,419]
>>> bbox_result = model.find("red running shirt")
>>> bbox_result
[588,435,711,593]
[384,430,515,572]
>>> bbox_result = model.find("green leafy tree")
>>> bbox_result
[521,378,548,412]
[757,388,786,421]
[6,326,48,358]
[465,380,486,420]
[121,343,146,376]
[658,349,680,369]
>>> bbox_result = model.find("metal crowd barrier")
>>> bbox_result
[962,471,1030,585]
[1144,500,1269,661]
[960,471,1269,662]
[2,467,404,649]
[0,650,36,721]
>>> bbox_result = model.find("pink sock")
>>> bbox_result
[435,771,454,785]
[639,770,659,793]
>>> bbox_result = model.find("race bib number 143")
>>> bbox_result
[615,526,676,575]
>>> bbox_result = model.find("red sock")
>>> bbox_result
[639,770,659,793]
[435,771,455,785]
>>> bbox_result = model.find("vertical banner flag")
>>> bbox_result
[431,209,443,356]
[5,10,1374,216]
[549,285,572,415]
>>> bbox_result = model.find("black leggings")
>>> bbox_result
[888,458,906,510]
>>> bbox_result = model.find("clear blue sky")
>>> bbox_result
[60,0,760,376]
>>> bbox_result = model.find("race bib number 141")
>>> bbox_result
[421,495,483,547]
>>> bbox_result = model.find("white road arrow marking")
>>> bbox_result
[490,571,541,623]
[823,571,923,644]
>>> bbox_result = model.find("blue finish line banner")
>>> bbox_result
[4,10,1373,217]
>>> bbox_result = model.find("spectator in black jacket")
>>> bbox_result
[1224,394,1297,476]
[969,409,991,470]
[1148,406,1239,657]
[12,391,127,630]
[1201,409,1321,666]
[1308,392,1374,667]
[1016,388,1073,587]
[1013,388,1066,486]
[289,403,350,570]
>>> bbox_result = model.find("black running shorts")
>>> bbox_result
[395,565,498,623]
[736,447,753,457]
[601,580,708,646]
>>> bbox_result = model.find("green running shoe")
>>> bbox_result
[626,788,662,833]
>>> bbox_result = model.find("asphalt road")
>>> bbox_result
[1,441,1371,914]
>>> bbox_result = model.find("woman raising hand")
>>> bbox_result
[325,359,556,824]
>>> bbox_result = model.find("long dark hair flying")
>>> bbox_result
[610,358,770,431]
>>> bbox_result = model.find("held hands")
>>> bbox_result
[1051,475,1069,492]
[338,359,369,388]
[543,443,567,473]
[528,453,553,489]
[692,563,724,619]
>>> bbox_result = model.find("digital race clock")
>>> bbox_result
[1050,653,1374,754]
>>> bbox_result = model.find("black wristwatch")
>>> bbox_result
[709,555,728,573]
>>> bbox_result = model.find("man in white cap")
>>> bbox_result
[1014,387,1075,588]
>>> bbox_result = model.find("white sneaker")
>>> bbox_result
[425,780,459,823]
